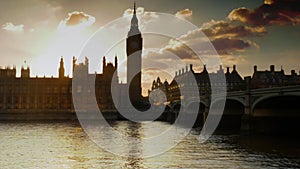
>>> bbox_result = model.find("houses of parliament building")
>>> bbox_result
[0,3,143,119]
[0,56,120,119]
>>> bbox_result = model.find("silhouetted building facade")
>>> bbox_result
[150,64,300,104]
[72,55,119,112]
[0,55,120,115]
[149,64,245,103]
[149,77,169,101]
[251,65,300,88]
[0,60,72,113]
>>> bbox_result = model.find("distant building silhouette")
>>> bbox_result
[0,56,119,114]
[251,65,300,88]
[149,65,245,103]
[149,64,300,103]
[0,60,71,112]
[150,77,170,101]
[72,56,119,112]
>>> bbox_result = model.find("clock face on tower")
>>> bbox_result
[130,41,138,50]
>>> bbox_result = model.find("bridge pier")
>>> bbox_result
[241,97,252,131]
[240,114,251,132]
[203,106,209,125]
[241,77,252,132]
[202,105,209,133]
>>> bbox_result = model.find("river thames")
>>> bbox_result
[0,121,300,168]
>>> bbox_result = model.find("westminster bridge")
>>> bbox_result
[167,84,300,134]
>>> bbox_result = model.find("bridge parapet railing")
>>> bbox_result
[250,85,300,95]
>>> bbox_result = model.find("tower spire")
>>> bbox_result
[59,56,65,78]
[134,1,136,15]
[128,1,140,36]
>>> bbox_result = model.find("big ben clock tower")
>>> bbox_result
[127,2,143,104]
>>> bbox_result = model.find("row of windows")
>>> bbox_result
[0,103,72,109]
[0,96,72,109]
[0,86,72,94]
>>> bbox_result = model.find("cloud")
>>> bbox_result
[57,11,95,32]
[211,38,252,55]
[201,20,266,38]
[65,12,95,26]
[156,18,265,57]
[228,7,264,26]
[228,0,300,26]
[142,22,257,68]
[162,35,253,57]
[157,19,261,57]
[163,39,197,59]
[220,54,247,66]
[123,7,158,26]
[175,9,193,20]
[2,22,24,33]
[123,7,145,16]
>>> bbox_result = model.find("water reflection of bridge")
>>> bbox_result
[167,85,300,134]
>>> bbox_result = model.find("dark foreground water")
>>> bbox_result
[0,121,300,168]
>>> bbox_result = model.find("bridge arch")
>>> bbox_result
[210,98,245,132]
[226,97,245,106]
[251,94,300,134]
[251,94,300,112]
[185,102,206,128]
[186,101,206,112]
[210,98,245,115]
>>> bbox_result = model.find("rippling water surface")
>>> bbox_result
[0,121,299,168]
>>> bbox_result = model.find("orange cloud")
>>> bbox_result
[175,9,193,20]
[228,0,300,26]
[211,38,251,55]
[201,20,266,38]
[58,11,95,32]
[228,7,265,26]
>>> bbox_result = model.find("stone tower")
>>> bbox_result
[59,57,65,78]
[126,2,143,103]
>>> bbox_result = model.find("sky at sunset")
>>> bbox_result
[1,0,300,95]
